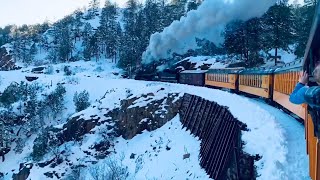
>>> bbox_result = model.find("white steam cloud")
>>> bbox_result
[142,0,277,64]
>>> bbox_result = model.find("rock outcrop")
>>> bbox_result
[0,47,17,71]
[111,92,182,139]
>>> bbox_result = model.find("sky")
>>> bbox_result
[0,0,305,28]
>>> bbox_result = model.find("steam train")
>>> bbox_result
[136,2,320,180]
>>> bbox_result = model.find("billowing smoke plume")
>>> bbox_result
[142,0,277,64]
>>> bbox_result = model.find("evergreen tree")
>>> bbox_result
[87,0,100,19]
[90,33,100,61]
[245,18,263,65]
[74,9,84,43]
[25,89,39,131]
[58,27,73,61]
[187,0,200,11]
[46,84,66,119]
[170,0,187,18]
[82,23,94,60]
[119,0,140,77]
[46,17,74,63]
[294,1,316,57]
[224,20,246,58]
[98,0,118,61]
[114,22,123,63]
[144,0,161,36]
[73,90,90,112]
[262,1,294,65]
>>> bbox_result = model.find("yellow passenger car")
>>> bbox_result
[273,59,306,120]
[238,68,274,98]
[205,68,243,90]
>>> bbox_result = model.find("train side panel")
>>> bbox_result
[273,61,306,120]
[307,113,320,180]
[205,68,243,90]
[179,70,207,86]
[205,74,238,89]
[238,71,274,98]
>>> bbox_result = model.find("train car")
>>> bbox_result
[205,68,244,90]
[273,59,306,119]
[159,68,178,83]
[179,70,207,86]
[238,68,275,98]
[301,2,320,179]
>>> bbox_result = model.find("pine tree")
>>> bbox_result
[119,0,140,77]
[25,89,39,131]
[114,22,122,63]
[58,27,73,62]
[90,33,100,61]
[46,17,74,63]
[224,20,246,59]
[245,18,263,65]
[294,1,316,57]
[74,9,84,43]
[87,0,100,19]
[144,0,161,36]
[98,0,118,61]
[46,84,66,119]
[82,23,94,60]
[262,1,294,65]
[171,0,187,18]
[73,90,90,112]
[187,0,200,11]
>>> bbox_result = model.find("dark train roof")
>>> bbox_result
[180,70,208,74]
[206,68,244,74]
[274,59,303,73]
[239,67,275,75]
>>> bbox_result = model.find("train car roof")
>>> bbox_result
[239,67,276,75]
[303,2,320,71]
[274,59,303,73]
[207,67,244,74]
[180,70,208,74]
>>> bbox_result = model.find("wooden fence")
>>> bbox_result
[179,93,245,179]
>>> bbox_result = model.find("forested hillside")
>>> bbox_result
[0,0,317,73]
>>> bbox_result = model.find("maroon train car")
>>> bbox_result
[179,70,207,86]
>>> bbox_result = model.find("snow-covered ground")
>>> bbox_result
[249,99,309,180]
[0,61,310,180]
[81,115,210,180]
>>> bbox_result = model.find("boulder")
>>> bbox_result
[60,116,100,142]
[31,67,46,74]
[12,163,33,180]
[25,76,39,82]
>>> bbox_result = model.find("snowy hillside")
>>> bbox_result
[0,60,309,180]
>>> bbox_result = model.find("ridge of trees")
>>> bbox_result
[0,0,317,72]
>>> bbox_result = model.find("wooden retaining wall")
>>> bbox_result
[179,93,243,179]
